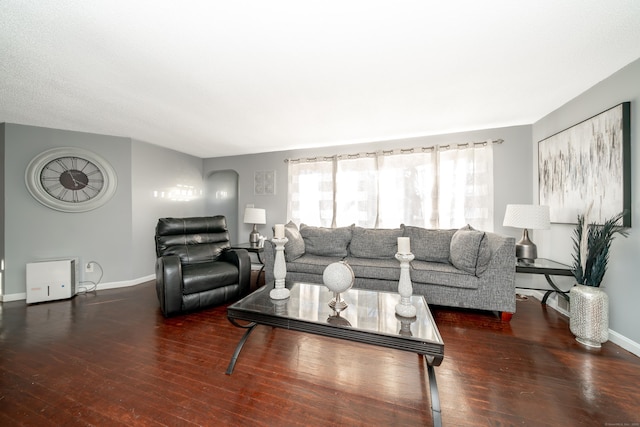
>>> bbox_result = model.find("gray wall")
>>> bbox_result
[131,140,205,278]
[533,58,640,345]
[205,170,239,244]
[3,124,133,295]
[0,124,5,297]
[204,125,533,243]
[1,125,205,298]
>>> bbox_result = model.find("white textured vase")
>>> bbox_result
[569,284,609,348]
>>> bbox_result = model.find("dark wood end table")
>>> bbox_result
[231,242,265,287]
[515,258,574,304]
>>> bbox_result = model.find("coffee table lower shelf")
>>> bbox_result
[225,282,444,427]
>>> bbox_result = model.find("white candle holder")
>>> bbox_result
[272,298,288,315]
[396,313,416,336]
[395,252,416,318]
[270,237,290,300]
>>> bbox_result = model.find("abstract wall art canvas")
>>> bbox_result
[538,102,631,226]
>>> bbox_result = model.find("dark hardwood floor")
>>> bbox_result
[1,281,639,426]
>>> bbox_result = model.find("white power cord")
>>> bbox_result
[78,261,103,293]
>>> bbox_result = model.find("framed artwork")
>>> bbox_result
[538,102,631,226]
[254,170,276,195]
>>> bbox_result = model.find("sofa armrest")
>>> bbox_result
[478,232,517,314]
[484,232,516,273]
[155,255,183,317]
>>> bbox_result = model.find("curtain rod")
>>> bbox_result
[284,138,503,164]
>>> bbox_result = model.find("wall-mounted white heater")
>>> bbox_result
[26,259,77,304]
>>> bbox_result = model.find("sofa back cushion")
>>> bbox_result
[349,226,404,259]
[300,224,352,257]
[449,226,491,276]
[403,226,456,263]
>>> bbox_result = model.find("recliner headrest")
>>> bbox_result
[156,216,228,236]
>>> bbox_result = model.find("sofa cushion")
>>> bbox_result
[300,224,352,257]
[449,227,491,276]
[349,226,404,259]
[287,254,345,276]
[283,221,305,262]
[411,260,479,289]
[403,226,456,263]
[343,257,401,281]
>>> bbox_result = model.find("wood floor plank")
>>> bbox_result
[1,281,639,426]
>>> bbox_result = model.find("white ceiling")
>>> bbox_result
[2,1,640,158]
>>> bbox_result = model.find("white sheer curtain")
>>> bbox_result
[288,142,494,230]
[335,156,378,227]
[377,151,438,228]
[287,159,334,227]
[438,143,494,230]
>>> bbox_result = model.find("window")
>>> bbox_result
[287,143,494,230]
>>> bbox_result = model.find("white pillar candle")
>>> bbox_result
[274,224,285,239]
[398,237,411,254]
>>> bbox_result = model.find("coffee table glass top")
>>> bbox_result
[227,281,444,358]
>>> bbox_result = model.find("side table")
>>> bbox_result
[231,243,265,288]
[515,258,574,304]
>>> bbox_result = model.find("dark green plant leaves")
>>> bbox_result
[571,211,629,287]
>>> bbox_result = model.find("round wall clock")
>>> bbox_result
[25,147,118,213]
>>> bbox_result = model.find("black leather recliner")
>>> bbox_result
[155,216,251,317]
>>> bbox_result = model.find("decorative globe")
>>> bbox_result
[323,261,354,294]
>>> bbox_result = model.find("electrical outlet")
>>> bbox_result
[85,262,94,273]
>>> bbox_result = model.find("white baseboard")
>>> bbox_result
[81,274,155,292]
[1,274,156,302]
[516,288,640,358]
[608,329,640,357]
[1,292,27,302]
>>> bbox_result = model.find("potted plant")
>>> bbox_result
[569,207,628,348]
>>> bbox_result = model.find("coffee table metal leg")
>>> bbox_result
[424,355,442,427]
[226,320,256,375]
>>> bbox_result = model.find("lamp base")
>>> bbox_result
[516,228,537,262]
[249,224,259,245]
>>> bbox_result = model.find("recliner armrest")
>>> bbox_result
[220,248,251,296]
[155,255,183,317]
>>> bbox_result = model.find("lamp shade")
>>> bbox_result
[503,204,550,230]
[243,207,266,224]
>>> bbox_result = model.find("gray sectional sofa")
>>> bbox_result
[263,222,517,319]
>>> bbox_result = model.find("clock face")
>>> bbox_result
[25,147,118,213]
[40,156,105,203]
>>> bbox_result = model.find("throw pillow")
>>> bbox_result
[299,224,352,257]
[459,224,491,274]
[449,227,491,276]
[403,226,456,263]
[349,226,404,259]
[283,221,305,262]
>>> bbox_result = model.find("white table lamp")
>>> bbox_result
[503,204,550,263]
[243,207,266,245]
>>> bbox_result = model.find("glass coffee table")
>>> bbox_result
[226,281,445,427]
